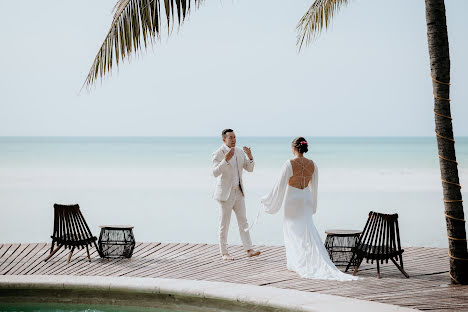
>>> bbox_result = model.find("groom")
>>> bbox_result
[212,129,261,260]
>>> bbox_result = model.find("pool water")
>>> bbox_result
[0,303,193,312]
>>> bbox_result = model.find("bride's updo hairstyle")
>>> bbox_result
[292,137,308,154]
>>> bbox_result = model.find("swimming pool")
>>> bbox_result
[0,302,189,312]
[0,284,291,312]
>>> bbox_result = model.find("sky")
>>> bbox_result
[0,0,467,137]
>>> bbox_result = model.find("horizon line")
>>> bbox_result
[1,135,467,139]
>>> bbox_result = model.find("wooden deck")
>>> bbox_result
[0,243,466,311]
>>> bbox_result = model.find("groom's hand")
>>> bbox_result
[224,148,235,162]
[243,146,253,160]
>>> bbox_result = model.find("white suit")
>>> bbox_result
[212,145,254,255]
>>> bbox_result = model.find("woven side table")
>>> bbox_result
[324,229,361,266]
[98,225,136,258]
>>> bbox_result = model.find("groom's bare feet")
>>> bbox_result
[222,254,235,261]
[247,249,261,258]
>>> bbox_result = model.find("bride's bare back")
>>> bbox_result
[288,158,315,189]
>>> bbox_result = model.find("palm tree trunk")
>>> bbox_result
[425,0,468,284]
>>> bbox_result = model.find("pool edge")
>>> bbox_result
[0,275,417,312]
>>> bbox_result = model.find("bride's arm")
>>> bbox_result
[261,161,292,214]
[308,161,319,214]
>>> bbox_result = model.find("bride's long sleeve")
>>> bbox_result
[261,161,292,214]
[309,161,319,214]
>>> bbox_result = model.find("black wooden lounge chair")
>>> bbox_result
[345,211,409,278]
[44,204,101,262]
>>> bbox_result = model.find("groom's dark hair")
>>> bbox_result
[222,129,234,138]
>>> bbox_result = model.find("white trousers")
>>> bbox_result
[217,186,253,255]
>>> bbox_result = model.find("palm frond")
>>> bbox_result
[83,0,202,89]
[296,0,349,50]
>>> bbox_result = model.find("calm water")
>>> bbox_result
[0,136,467,248]
[0,302,192,312]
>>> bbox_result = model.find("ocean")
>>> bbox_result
[0,136,467,248]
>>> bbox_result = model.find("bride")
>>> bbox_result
[261,137,358,281]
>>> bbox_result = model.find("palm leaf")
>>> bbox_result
[296,0,349,50]
[83,0,202,89]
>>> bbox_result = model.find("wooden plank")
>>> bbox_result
[7,243,48,275]
[36,243,102,276]
[29,246,71,275]
[63,242,151,276]
[154,244,222,279]
[0,243,38,275]
[14,243,51,275]
[117,243,191,277]
[139,244,215,278]
[55,243,135,276]
[55,247,102,276]
[141,244,215,278]
[60,243,123,276]
[86,243,162,277]
[184,254,277,281]
[87,246,158,277]
[41,245,91,275]
[63,242,147,276]
[175,250,277,282]
[0,244,30,274]
[135,243,164,258]
[129,243,208,278]
[0,244,12,261]
[0,244,21,268]
[167,246,279,281]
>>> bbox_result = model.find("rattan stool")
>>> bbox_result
[324,229,361,266]
[98,225,136,258]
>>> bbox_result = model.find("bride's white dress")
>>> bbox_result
[261,160,358,281]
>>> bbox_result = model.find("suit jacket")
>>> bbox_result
[212,145,254,201]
